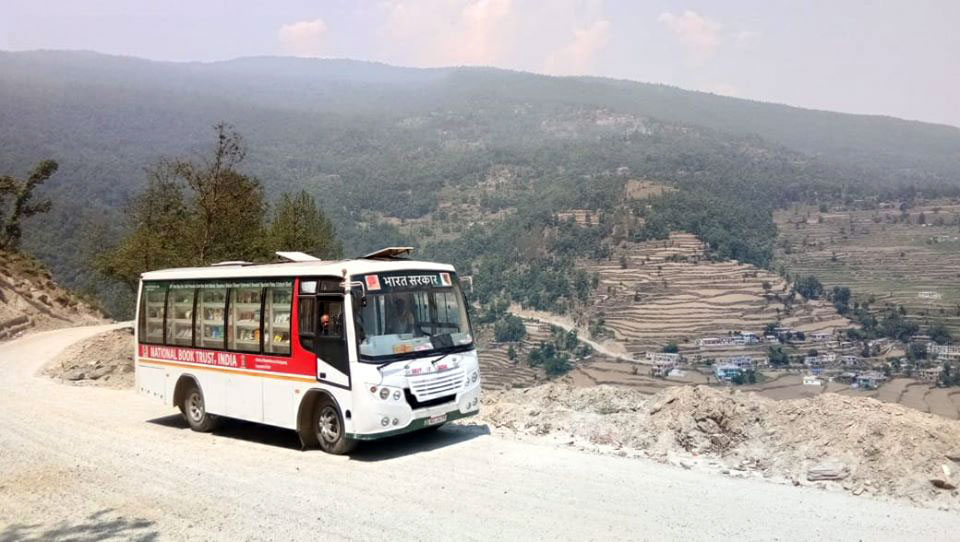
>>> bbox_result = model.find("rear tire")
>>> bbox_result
[314,398,357,455]
[180,383,220,432]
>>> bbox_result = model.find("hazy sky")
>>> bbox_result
[3,1,958,126]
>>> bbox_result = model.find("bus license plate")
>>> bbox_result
[426,414,447,426]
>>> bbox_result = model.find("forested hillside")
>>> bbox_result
[1,50,958,316]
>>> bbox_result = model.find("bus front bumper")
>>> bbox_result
[346,408,479,441]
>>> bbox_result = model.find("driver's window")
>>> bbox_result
[316,298,348,376]
[298,296,316,352]
[317,300,343,338]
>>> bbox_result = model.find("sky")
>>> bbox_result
[3,0,958,127]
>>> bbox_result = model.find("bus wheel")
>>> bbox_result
[180,384,219,433]
[314,399,357,455]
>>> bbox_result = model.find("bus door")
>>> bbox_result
[300,290,350,388]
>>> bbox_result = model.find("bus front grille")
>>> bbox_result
[408,369,465,403]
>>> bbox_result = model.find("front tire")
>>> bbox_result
[314,399,357,455]
[180,384,220,432]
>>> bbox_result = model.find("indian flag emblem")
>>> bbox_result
[365,274,381,291]
[439,272,452,287]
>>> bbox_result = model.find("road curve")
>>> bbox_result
[2,325,959,541]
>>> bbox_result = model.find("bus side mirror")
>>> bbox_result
[345,281,368,306]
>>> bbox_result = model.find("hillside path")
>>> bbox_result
[509,305,634,361]
[2,325,960,541]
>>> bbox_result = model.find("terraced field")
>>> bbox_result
[477,321,554,390]
[578,232,849,357]
[774,199,960,333]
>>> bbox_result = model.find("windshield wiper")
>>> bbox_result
[376,349,455,372]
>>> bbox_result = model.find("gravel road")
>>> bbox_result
[2,325,960,541]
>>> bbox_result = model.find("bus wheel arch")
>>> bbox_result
[174,375,219,432]
[173,374,200,411]
[297,390,356,455]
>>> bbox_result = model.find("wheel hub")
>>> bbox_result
[318,407,340,442]
[188,393,203,422]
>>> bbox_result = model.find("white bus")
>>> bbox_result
[135,248,481,454]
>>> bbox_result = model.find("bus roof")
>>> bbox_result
[140,258,456,281]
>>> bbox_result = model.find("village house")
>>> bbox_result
[804,353,837,368]
[713,363,743,382]
[698,337,726,347]
[698,333,761,348]
[855,371,886,390]
[867,338,892,356]
[726,356,757,369]
[646,352,680,377]
[803,375,823,386]
[920,367,942,384]
[928,344,960,361]
[839,355,862,366]
[811,331,833,342]
[645,352,681,365]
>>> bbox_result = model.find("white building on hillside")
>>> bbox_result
[928,344,960,361]
[646,352,681,365]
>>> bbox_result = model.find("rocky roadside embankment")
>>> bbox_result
[481,383,960,510]
[38,326,960,511]
[42,326,135,388]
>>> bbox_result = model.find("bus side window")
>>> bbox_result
[140,282,167,344]
[196,287,227,349]
[228,286,263,353]
[166,286,195,347]
[265,285,292,355]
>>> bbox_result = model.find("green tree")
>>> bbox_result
[763,322,779,336]
[831,286,852,314]
[96,172,190,290]
[795,275,824,300]
[99,124,272,290]
[268,190,343,259]
[0,160,57,250]
[662,342,679,353]
[173,123,266,263]
[507,344,517,361]
[767,346,789,366]
[928,321,953,345]
[543,352,571,376]
[494,314,527,342]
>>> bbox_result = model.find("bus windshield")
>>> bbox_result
[354,270,473,361]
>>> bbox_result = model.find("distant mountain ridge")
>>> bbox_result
[3,50,958,170]
[0,49,958,316]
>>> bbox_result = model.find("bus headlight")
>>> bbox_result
[381,416,390,427]
[393,390,401,401]
[471,371,478,383]
[379,388,390,400]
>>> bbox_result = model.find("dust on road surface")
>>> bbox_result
[2,326,960,541]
